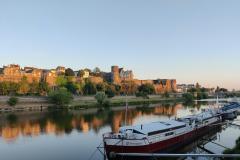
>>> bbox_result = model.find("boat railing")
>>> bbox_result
[103,132,116,138]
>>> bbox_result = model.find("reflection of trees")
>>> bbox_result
[47,111,74,134]
[0,103,192,142]
[183,101,208,111]
[6,114,18,126]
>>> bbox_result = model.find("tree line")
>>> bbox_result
[0,77,49,96]
[0,69,170,107]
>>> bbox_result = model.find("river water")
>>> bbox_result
[0,102,239,160]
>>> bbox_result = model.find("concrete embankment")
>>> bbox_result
[0,96,50,112]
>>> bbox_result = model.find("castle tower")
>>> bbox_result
[111,66,120,84]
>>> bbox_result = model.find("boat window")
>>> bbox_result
[159,122,171,126]
[165,132,174,136]
[132,130,145,135]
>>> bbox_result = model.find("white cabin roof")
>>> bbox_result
[119,120,186,135]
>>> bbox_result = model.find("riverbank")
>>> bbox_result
[0,95,184,112]
[71,95,184,109]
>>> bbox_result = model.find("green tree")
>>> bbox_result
[95,92,110,107]
[7,97,18,106]
[48,88,73,106]
[197,92,208,100]
[29,80,39,94]
[8,82,20,95]
[138,83,155,95]
[219,88,228,92]
[105,85,115,98]
[0,82,9,95]
[75,82,84,95]
[93,67,101,73]
[77,70,85,77]
[56,75,67,87]
[114,84,121,95]
[196,82,201,90]
[136,92,149,99]
[121,81,138,95]
[188,88,197,93]
[18,76,29,94]
[0,82,19,95]
[96,83,105,92]
[65,82,78,94]
[83,81,96,95]
[215,86,220,93]
[182,93,194,102]
[65,68,75,77]
[38,81,50,96]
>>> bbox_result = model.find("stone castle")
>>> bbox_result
[0,64,57,86]
[0,64,177,93]
[109,66,177,93]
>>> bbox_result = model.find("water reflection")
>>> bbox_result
[0,103,202,142]
[0,102,239,160]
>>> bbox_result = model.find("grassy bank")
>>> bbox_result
[0,95,184,111]
[70,96,184,109]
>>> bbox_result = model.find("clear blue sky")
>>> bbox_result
[0,0,240,90]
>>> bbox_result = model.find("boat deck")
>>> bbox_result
[119,120,186,135]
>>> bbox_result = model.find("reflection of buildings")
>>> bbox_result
[1,127,20,142]
[112,113,124,133]
[110,104,183,133]
[154,104,182,116]
[0,104,184,142]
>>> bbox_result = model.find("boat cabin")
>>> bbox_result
[119,120,187,137]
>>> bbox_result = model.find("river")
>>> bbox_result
[0,102,239,160]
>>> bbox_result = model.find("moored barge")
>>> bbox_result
[103,108,222,158]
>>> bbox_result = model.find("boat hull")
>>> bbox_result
[104,121,221,159]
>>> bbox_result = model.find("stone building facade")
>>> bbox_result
[133,79,177,93]
[109,65,177,94]
[0,64,58,87]
[0,64,177,93]
[56,66,65,75]
[111,66,134,84]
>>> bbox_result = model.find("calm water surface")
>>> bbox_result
[0,103,239,160]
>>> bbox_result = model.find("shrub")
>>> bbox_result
[48,88,73,106]
[95,92,110,107]
[136,92,149,99]
[105,88,115,98]
[182,93,194,102]
[96,83,105,92]
[65,82,78,94]
[197,92,208,100]
[163,92,170,98]
[65,68,75,76]
[7,97,18,106]
[83,81,97,95]
[138,83,155,95]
